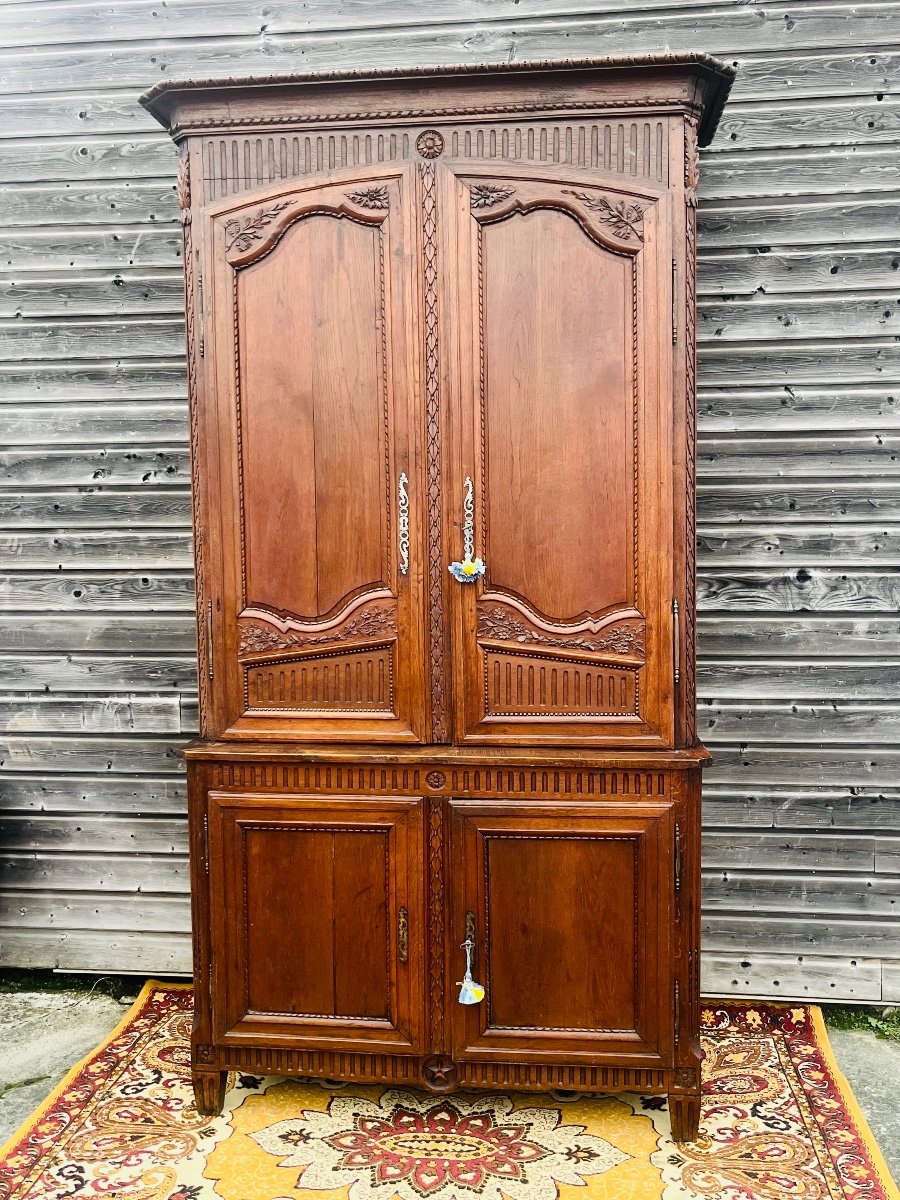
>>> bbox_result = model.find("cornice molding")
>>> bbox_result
[140,53,735,147]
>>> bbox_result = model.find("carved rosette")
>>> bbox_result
[225,200,293,254]
[562,189,645,243]
[238,603,397,661]
[193,1042,218,1065]
[422,1054,457,1092]
[477,604,646,660]
[416,129,444,159]
[673,1065,699,1090]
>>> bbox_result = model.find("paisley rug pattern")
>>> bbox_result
[0,983,896,1200]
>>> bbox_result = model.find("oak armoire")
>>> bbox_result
[141,54,733,1143]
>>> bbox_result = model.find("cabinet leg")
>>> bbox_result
[192,1068,227,1117]
[668,1092,701,1143]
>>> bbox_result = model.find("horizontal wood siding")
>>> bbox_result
[1,0,898,1001]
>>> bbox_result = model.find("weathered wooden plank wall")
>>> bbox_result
[1,0,898,1000]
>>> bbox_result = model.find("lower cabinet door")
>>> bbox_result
[207,792,425,1053]
[449,800,674,1064]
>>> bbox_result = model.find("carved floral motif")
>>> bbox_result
[346,185,390,210]
[225,201,292,253]
[470,183,515,209]
[177,147,191,221]
[416,129,444,159]
[684,116,700,209]
[478,606,645,658]
[239,606,396,658]
[562,190,645,242]
[674,1066,698,1089]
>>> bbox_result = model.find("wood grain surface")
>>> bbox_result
[0,2,897,1004]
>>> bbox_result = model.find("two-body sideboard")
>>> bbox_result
[141,54,733,1143]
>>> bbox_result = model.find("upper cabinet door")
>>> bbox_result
[442,165,675,747]
[204,169,428,741]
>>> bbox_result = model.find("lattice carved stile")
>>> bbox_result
[178,145,213,737]
[681,115,700,747]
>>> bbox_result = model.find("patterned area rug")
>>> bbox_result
[0,984,896,1200]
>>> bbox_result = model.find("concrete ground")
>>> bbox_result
[0,982,140,1147]
[826,1027,900,1178]
[0,982,897,1184]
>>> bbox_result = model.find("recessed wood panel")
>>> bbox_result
[246,648,393,712]
[238,214,386,619]
[244,824,389,1019]
[484,650,637,716]
[485,835,637,1030]
[481,210,632,620]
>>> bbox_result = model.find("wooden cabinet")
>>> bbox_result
[142,53,732,1142]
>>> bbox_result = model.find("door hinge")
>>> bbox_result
[674,980,681,1046]
[206,599,214,682]
[672,597,681,686]
[672,259,678,344]
[674,822,682,893]
[197,261,205,357]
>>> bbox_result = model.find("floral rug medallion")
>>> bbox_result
[0,984,897,1200]
[250,1090,628,1199]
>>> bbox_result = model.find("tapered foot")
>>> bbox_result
[192,1068,227,1117]
[669,1092,701,1143]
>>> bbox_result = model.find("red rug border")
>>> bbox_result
[0,983,896,1200]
